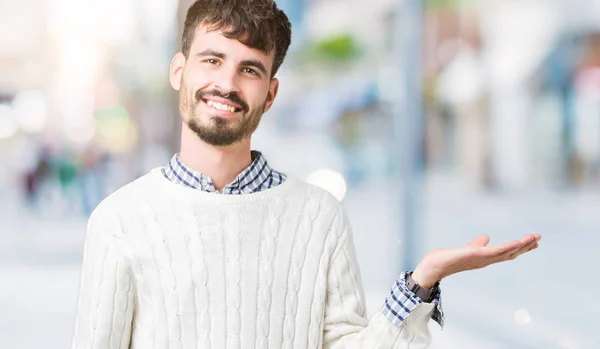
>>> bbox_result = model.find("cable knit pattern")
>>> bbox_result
[224,207,243,348]
[71,168,438,349]
[189,203,211,348]
[281,190,321,349]
[255,197,287,349]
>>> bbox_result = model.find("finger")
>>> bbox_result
[491,240,522,255]
[509,242,538,261]
[522,241,539,254]
[480,238,540,266]
[500,235,536,255]
[505,240,538,260]
[469,235,491,247]
[519,234,538,245]
[477,234,539,258]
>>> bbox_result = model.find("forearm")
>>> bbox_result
[323,208,442,349]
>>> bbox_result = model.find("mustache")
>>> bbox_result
[195,88,249,112]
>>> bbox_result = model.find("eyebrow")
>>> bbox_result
[197,49,226,59]
[196,49,269,76]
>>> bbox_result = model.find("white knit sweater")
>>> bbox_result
[71,168,436,349]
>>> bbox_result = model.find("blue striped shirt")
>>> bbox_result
[162,151,444,328]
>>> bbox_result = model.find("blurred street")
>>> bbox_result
[1,172,597,349]
[2,0,600,347]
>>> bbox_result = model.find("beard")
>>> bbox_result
[180,85,266,147]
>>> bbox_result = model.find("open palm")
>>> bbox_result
[414,234,541,286]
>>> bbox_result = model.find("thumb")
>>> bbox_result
[469,234,490,247]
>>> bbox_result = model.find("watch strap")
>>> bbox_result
[406,272,440,303]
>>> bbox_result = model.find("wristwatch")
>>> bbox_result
[406,272,440,303]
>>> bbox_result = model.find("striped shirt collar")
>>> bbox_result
[162,151,285,194]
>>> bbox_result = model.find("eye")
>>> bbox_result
[242,67,259,76]
[204,58,219,65]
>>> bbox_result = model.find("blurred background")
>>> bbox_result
[1,0,599,348]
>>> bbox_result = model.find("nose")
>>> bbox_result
[213,65,240,96]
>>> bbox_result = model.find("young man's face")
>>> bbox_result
[170,24,279,147]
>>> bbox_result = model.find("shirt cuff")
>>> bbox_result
[380,271,445,329]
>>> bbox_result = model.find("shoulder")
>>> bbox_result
[285,176,346,223]
[89,169,162,222]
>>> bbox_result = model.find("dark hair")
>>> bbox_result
[182,0,292,78]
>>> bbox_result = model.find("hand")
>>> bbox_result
[411,234,542,289]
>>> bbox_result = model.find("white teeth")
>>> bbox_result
[206,100,236,112]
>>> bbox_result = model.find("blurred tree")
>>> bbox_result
[423,0,476,11]
[294,33,362,67]
[312,34,361,61]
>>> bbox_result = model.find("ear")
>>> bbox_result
[169,52,186,91]
[263,78,279,113]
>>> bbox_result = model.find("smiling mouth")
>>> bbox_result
[202,99,242,113]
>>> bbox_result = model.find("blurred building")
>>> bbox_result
[1,1,600,348]
[1,0,599,198]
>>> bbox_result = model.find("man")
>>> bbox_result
[71,0,541,348]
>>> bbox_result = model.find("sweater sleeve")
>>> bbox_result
[71,210,135,349]
[322,209,436,349]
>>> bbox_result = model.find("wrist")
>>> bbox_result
[411,263,442,289]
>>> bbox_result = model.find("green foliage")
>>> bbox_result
[313,34,362,61]
[296,33,362,66]
[423,0,474,11]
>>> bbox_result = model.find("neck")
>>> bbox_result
[179,123,252,192]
